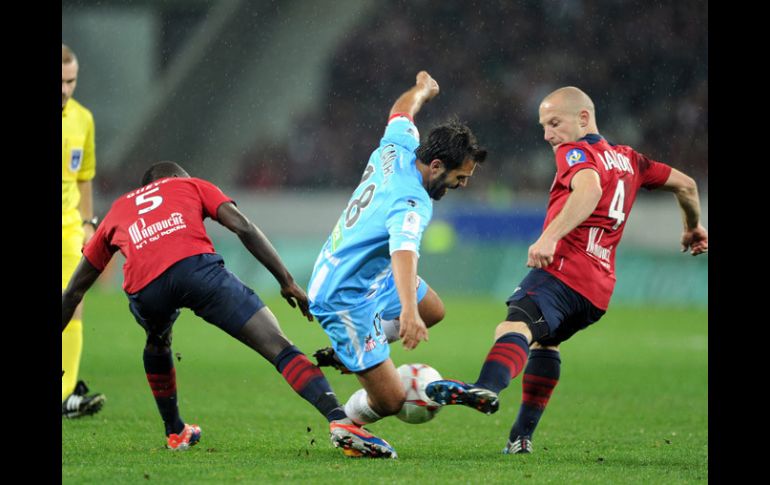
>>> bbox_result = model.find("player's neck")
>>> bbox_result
[415,159,430,189]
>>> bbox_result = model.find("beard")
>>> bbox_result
[427,172,449,200]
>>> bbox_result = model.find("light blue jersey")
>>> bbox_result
[307,116,432,371]
[308,116,432,309]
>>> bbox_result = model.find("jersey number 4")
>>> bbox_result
[136,187,164,215]
[608,180,626,230]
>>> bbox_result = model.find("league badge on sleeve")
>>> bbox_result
[565,148,587,167]
[402,210,421,236]
[69,148,83,172]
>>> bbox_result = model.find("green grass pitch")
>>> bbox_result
[63,289,707,483]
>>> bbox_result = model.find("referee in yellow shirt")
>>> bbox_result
[62,44,105,418]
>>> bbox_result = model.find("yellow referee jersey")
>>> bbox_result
[62,98,96,226]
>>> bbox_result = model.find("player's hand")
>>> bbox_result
[280,282,314,322]
[416,71,439,102]
[399,310,428,350]
[527,236,557,268]
[681,224,708,256]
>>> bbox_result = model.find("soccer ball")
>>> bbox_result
[395,363,442,424]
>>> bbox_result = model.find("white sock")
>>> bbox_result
[381,318,400,343]
[344,388,382,425]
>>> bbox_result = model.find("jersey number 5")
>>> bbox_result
[136,187,164,215]
[608,180,626,230]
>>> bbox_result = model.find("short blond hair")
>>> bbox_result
[62,44,77,64]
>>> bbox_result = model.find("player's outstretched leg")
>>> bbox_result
[473,331,530,394]
[235,307,349,424]
[424,379,500,414]
[274,346,397,459]
[236,306,398,458]
[426,331,530,415]
[273,344,350,422]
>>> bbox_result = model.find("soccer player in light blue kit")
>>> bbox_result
[308,71,490,458]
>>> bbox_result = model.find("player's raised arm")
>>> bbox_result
[657,168,708,255]
[389,71,440,120]
[216,202,313,321]
[62,257,102,331]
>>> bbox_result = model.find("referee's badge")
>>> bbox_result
[69,148,83,172]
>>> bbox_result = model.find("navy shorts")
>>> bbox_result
[506,268,605,346]
[127,253,265,338]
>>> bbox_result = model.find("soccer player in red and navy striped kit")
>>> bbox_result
[427,87,708,454]
[62,161,393,454]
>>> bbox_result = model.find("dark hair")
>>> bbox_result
[141,161,189,186]
[415,118,487,170]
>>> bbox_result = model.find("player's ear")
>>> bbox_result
[578,109,590,127]
[430,159,444,173]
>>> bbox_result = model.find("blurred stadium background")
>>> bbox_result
[62,0,707,307]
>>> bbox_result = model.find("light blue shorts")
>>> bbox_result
[311,275,429,372]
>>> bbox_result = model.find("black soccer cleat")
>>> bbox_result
[62,380,106,419]
[313,347,352,375]
[424,379,499,415]
[503,436,533,454]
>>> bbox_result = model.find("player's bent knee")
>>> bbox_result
[372,389,406,416]
[531,341,559,351]
[422,302,445,328]
[358,359,406,416]
[145,331,172,352]
[495,321,532,341]
[419,289,445,328]
[504,296,549,342]
[364,379,406,416]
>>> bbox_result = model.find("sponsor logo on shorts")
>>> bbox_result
[364,334,377,352]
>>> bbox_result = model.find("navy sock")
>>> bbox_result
[274,345,346,422]
[144,348,185,436]
[509,348,561,440]
[474,332,529,394]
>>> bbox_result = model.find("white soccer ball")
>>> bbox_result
[396,363,442,424]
